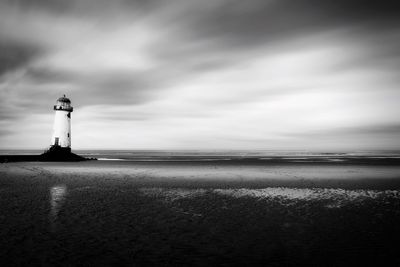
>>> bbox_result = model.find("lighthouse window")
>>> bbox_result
[68,133,70,137]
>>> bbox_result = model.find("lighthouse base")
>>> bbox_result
[41,145,86,161]
[48,145,71,154]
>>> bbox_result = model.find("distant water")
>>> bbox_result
[75,150,400,162]
[1,149,400,163]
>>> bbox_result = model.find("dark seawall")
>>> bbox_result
[0,153,94,163]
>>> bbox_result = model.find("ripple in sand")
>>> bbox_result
[139,188,207,201]
[139,187,400,208]
[213,188,400,201]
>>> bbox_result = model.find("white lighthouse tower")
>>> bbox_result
[51,95,73,152]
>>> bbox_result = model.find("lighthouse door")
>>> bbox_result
[55,137,59,146]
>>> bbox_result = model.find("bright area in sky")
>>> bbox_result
[0,0,400,150]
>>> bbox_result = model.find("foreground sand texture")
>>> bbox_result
[1,161,400,266]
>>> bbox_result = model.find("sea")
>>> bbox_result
[1,149,400,163]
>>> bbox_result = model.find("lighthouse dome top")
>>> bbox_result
[54,94,73,112]
[57,95,71,103]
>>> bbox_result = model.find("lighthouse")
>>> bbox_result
[51,95,73,153]
[40,95,87,161]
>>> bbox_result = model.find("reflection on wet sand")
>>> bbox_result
[49,185,67,232]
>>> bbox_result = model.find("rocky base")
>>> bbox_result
[0,146,95,163]
[40,145,87,162]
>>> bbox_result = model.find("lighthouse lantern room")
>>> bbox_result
[51,95,73,152]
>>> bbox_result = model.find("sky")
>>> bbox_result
[1,0,400,150]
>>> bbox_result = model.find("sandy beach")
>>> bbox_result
[1,161,400,266]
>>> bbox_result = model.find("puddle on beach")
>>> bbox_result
[49,185,67,232]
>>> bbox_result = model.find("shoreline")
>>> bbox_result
[2,160,400,190]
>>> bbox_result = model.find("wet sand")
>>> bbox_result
[1,161,400,266]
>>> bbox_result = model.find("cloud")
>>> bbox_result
[0,42,40,76]
[0,0,400,149]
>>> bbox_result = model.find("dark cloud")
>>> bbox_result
[0,42,39,76]
[315,0,400,21]
[3,0,70,12]
[22,67,177,106]
[153,0,400,52]
[0,110,20,121]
